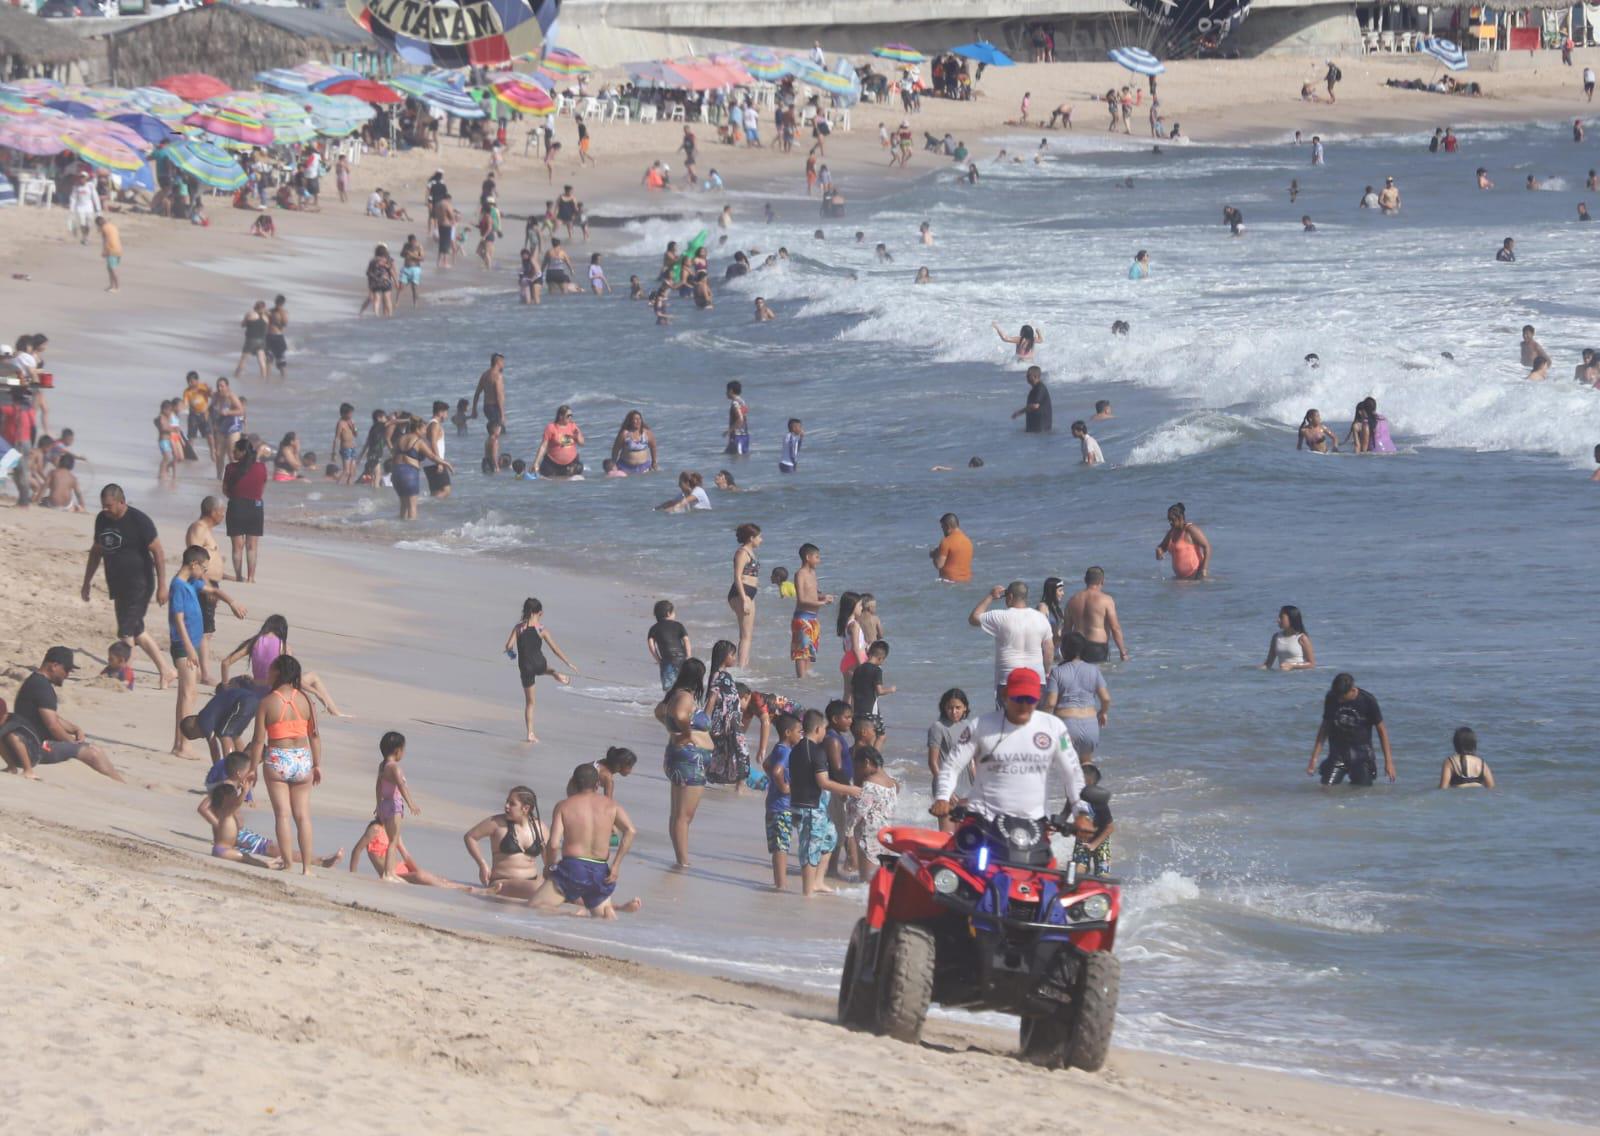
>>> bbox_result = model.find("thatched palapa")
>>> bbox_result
[0,4,103,76]
[102,5,390,88]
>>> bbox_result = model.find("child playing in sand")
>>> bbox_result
[1072,764,1114,877]
[101,642,134,689]
[764,713,801,889]
[199,753,282,868]
[845,745,899,865]
[349,818,473,888]
[374,731,422,880]
[1438,726,1496,789]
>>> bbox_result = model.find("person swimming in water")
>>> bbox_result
[994,321,1042,360]
[1156,502,1210,579]
[1297,409,1338,452]
[1345,397,1395,453]
[1438,727,1495,789]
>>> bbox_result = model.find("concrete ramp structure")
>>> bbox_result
[554,0,1362,63]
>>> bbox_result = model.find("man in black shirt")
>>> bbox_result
[82,483,174,687]
[1012,365,1052,433]
[849,641,895,720]
[1308,673,1396,786]
[788,709,859,895]
[0,647,122,780]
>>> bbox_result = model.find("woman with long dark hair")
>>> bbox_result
[246,655,321,874]
[461,785,547,897]
[836,590,868,699]
[390,413,450,521]
[926,688,969,832]
[222,436,266,583]
[727,522,762,668]
[654,657,711,867]
[1263,605,1316,670]
[1038,575,1067,660]
[705,639,748,786]
[1156,502,1210,580]
[1309,672,1396,786]
[219,614,342,715]
[992,320,1042,360]
[610,409,658,474]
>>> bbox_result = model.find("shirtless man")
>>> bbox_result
[1574,347,1598,386]
[41,453,83,511]
[1066,567,1127,664]
[791,542,834,679]
[1520,324,1551,381]
[471,353,508,472]
[184,495,244,682]
[528,764,642,919]
[332,402,359,485]
[1377,177,1401,214]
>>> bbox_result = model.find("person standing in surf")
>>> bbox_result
[1156,503,1210,579]
[1308,672,1397,786]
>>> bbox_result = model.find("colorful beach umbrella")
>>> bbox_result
[387,74,486,118]
[538,46,591,77]
[45,99,100,119]
[1421,37,1469,71]
[949,42,1015,67]
[255,68,316,95]
[63,119,153,155]
[872,43,925,63]
[490,75,555,115]
[183,108,275,147]
[1108,47,1166,76]
[783,56,855,95]
[0,118,67,157]
[733,46,786,82]
[0,93,56,118]
[154,72,232,103]
[160,138,247,189]
[62,132,144,172]
[9,78,64,100]
[319,77,403,105]
[345,0,556,68]
[130,87,195,121]
[109,111,177,146]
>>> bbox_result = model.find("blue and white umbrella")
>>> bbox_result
[1108,47,1165,77]
[255,68,314,95]
[949,41,1015,67]
[1421,37,1468,72]
[387,74,485,118]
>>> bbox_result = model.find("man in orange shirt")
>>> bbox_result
[929,513,973,582]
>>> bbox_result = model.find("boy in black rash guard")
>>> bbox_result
[646,600,691,691]
[1308,672,1397,786]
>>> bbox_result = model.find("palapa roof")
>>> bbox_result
[0,4,97,66]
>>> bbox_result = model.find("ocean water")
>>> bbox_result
[271,119,1599,1120]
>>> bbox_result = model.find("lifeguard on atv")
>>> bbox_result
[836,805,1121,1070]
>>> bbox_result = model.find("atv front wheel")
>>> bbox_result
[837,918,877,1028]
[1065,952,1120,1072]
[875,921,935,1043]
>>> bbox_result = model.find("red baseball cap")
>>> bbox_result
[1004,668,1041,701]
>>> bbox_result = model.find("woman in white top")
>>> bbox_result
[1262,604,1316,670]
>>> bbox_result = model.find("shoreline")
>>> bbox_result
[3,56,1597,1129]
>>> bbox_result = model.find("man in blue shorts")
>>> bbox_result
[530,764,642,919]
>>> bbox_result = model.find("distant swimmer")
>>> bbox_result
[1378,177,1401,213]
[1310,135,1324,164]
[1222,205,1244,236]
[967,162,981,184]
[875,242,893,262]
[1476,167,1495,190]
[1109,322,1129,337]
[1012,365,1052,433]
[1579,203,1592,222]
[1156,502,1210,580]
[754,297,776,321]
[930,513,974,582]
[919,221,934,245]
[1346,397,1396,453]
[1302,214,1317,232]
[1092,400,1114,420]
[1309,672,1397,786]
[1262,605,1316,671]
[1359,185,1379,209]
[1593,444,1600,480]
[1305,353,1321,369]
[994,321,1042,361]
[914,266,931,284]
[1576,348,1598,384]
[1071,420,1104,465]
[1128,250,1151,279]
[1168,123,1184,142]
[1496,237,1516,262]
[1575,119,1586,144]
[1589,169,1599,191]
[1297,409,1338,452]
[1289,179,1300,202]
[1526,174,1543,191]
[1438,727,1495,789]
[1521,324,1552,380]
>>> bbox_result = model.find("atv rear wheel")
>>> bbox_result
[1019,951,1121,1072]
[875,921,935,1043]
[1065,952,1120,1072]
[837,918,876,1028]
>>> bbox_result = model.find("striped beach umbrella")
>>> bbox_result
[63,119,153,155]
[62,132,144,172]
[538,47,592,76]
[109,111,176,146]
[0,118,67,157]
[872,43,925,63]
[130,87,195,121]
[1108,47,1166,76]
[734,47,786,83]
[183,108,275,147]
[0,93,56,117]
[1421,37,1468,71]
[160,138,247,189]
[305,92,378,122]
[255,68,316,95]
[490,75,555,115]
[9,78,64,99]
[783,56,854,95]
[388,74,486,118]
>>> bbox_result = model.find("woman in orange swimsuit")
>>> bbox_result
[247,655,321,874]
[1155,502,1211,580]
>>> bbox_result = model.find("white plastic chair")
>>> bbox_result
[579,96,600,119]
[1379,30,1396,51]
[669,102,686,122]
[20,177,53,207]
[610,102,630,125]
[638,104,658,124]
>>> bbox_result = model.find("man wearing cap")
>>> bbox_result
[969,580,1054,708]
[83,483,174,688]
[1378,177,1401,214]
[0,648,122,781]
[931,668,1084,822]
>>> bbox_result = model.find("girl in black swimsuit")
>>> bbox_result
[727,522,762,668]
[1439,727,1495,789]
[503,597,575,743]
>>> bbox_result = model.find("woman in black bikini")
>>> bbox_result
[462,785,548,897]
[727,522,762,668]
[503,597,574,744]
[235,300,269,379]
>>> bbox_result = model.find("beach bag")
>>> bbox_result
[1330,64,1343,82]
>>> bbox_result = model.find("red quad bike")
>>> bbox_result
[837,806,1121,1070]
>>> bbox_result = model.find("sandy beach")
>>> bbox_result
[3,53,1598,1132]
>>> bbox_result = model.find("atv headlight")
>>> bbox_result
[1078,894,1111,921]
[932,868,961,896]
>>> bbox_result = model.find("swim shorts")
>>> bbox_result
[113,588,152,639]
[399,265,422,286]
[1079,640,1110,664]
[664,743,709,787]
[550,856,617,910]
[794,799,837,867]
[1071,839,1111,877]
[658,658,680,692]
[724,432,750,456]
[424,465,451,494]
[265,745,313,784]
[104,255,120,270]
[765,808,793,854]
[236,828,272,857]
[790,612,820,662]
[340,447,358,464]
